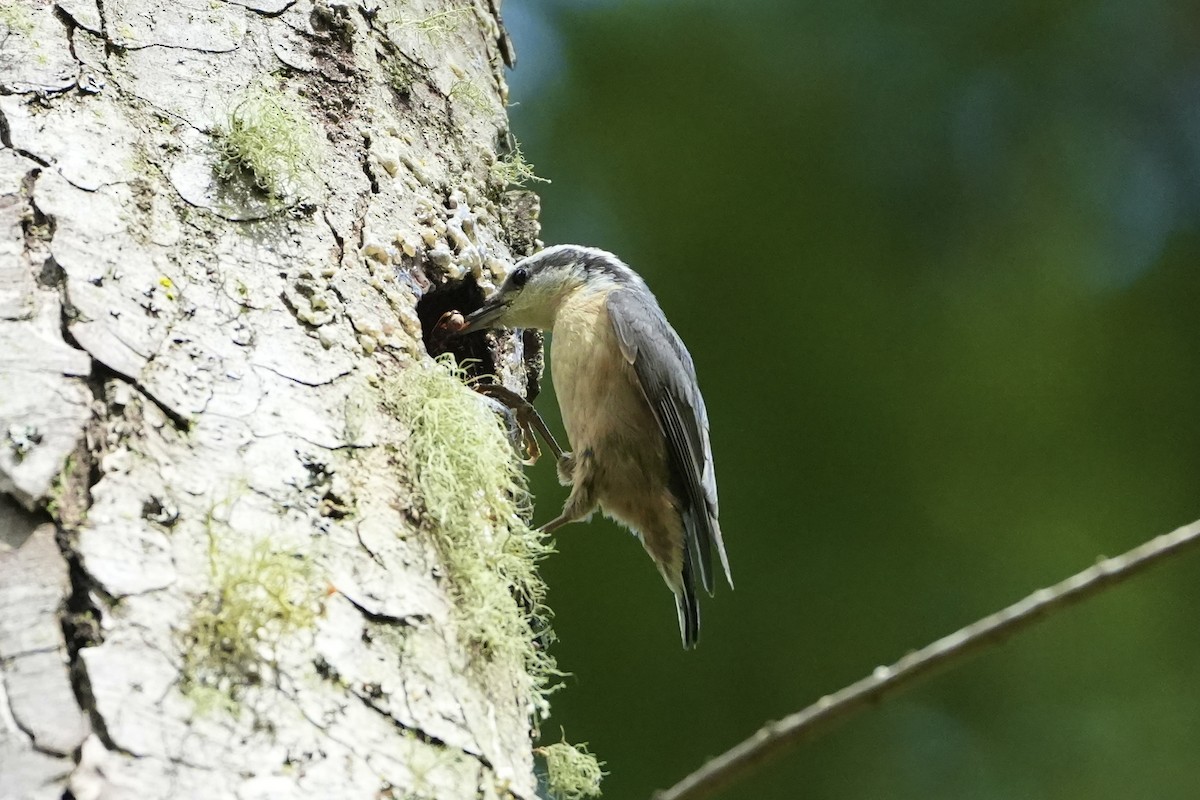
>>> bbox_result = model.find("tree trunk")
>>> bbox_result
[0,1,552,797]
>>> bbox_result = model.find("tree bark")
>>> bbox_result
[0,1,546,797]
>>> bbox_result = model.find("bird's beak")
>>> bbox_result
[461,296,509,333]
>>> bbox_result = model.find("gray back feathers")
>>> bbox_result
[607,285,733,605]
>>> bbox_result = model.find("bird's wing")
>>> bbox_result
[607,287,732,596]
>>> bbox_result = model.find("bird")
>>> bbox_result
[462,245,732,647]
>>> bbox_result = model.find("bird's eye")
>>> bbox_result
[510,267,529,288]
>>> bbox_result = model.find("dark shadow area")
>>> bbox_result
[415,273,494,380]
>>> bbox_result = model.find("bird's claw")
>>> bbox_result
[473,383,567,466]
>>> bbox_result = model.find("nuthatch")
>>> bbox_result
[463,245,732,647]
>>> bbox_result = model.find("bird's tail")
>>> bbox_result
[674,555,700,648]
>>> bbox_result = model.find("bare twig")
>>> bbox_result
[654,518,1200,800]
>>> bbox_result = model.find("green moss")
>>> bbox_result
[539,739,606,800]
[213,82,320,203]
[45,453,76,522]
[386,59,418,96]
[181,532,321,711]
[0,5,34,36]
[448,80,492,115]
[384,7,472,44]
[382,355,558,714]
[491,139,549,188]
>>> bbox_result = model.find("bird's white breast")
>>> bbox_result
[551,289,665,484]
[553,290,624,444]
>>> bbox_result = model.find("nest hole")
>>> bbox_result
[415,273,543,402]
[416,274,494,379]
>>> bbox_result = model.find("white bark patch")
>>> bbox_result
[35,171,175,384]
[57,0,103,33]
[111,33,269,131]
[0,526,89,757]
[0,149,38,320]
[0,2,77,93]
[105,0,247,52]
[0,152,92,508]
[0,93,140,191]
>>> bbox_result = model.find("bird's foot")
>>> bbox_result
[555,452,576,486]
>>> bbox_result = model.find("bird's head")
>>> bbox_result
[462,245,638,332]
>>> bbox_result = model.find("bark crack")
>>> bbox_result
[0,109,52,169]
[94,0,116,58]
[4,702,73,760]
[0,644,64,661]
[359,131,380,195]
[103,366,192,429]
[58,535,122,756]
[250,357,347,388]
[338,592,427,627]
[308,649,495,770]
[356,676,495,771]
[275,661,502,794]
[321,209,345,268]
[53,4,82,66]
[21,169,61,284]
[244,0,298,19]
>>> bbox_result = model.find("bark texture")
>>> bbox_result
[0,0,547,797]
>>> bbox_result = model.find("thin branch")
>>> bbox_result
[654,517,1200,800]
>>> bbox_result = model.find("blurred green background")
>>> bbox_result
[502,1,1200,798]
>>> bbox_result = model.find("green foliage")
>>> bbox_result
[181,534,320,711]
[382,356,558,714]
[512,3,1200,799]
[213,82,320,202]
[540,739,606,800]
